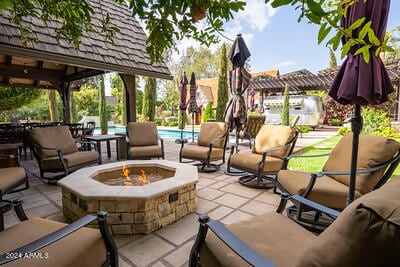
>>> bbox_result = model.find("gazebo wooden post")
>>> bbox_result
[57,82,71,124]
[120,73,136,122]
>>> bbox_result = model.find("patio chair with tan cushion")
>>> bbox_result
[227,124,298,190]
[189,177,400,267]
[29,126,98,181]
[0,200,118,267]
[0,151,29,231]
[276,133,400,231]
[179,122,229,172]
[126,122,164,159]
[238,115,265,149]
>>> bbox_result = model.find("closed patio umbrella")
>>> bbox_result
[249,88,255,112]
[178,72,188,139]
[258,88,265,114]
[224,34,251,175]
[224,34,252,140]
[188,72,199,142]
[328,0,394,204]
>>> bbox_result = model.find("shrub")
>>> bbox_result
[168,121,178,127]
[154,118,163,126]
[329,118,342,126]
[362,108,391,135]
[338,127,351,135]
[296,125,312,133]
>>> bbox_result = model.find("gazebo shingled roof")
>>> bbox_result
[0,0,172,122]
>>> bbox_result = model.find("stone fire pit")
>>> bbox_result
[58,160,198,234]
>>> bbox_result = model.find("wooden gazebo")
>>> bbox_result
[0,0,172,123]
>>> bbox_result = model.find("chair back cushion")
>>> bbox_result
[297,177,400,267]
[127,122,158,146]
[30,126,77,159]
[323,133,400,194]
[198,122,227,149]
[253,125,295,158]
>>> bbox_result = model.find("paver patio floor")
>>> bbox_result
[3,127,337,267]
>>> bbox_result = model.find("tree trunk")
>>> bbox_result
[48,90,58,121]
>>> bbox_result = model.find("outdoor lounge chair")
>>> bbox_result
[0,150,29,231]
[0,200,118,267]
[179,122,229,172]
[189,177,400,267]
[276,133,400,232]
[227,124,298,190]
[29,126,98,181]
[126,122,165,159]
[238,115,265,149]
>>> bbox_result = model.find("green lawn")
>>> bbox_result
[288,135,400,179]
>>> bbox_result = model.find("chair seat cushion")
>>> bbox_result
[278,170,362,209]
[200,212,316,267]
[41,151,98,170]
[181,145,224,161]
[297,177,400,267]
[129,145,163,158]
[0,217,107,267]
[230,152,283,173]
[0,167,26,194]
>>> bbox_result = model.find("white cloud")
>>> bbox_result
[274,60,298,68]
[234,0,276,31]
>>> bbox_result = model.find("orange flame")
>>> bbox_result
[122,164,132,186]
[137,169,150,185]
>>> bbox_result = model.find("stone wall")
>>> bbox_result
[62,184,197,234]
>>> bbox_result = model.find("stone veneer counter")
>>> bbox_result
[58,160,198,234]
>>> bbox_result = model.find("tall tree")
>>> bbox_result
[216,43,228,121]
[203,102,214,122]
[329,48,337,68]
[281,84,290,126]
[98,75,108,134]
[142,77,157,121]
[111,73,127,125]
[47,90,58,121]
[0,87,41,111]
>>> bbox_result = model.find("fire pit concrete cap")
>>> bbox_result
[58,160,198,200]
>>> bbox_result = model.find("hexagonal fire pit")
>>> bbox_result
[58,160,198,234]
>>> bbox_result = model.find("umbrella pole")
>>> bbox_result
[348,104,362,205]
[192,112,195,143]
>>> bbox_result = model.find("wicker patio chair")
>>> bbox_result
[0,200,118,267]
[276,133,400,232]
[189,177,400,267]
[238,115,265,149]
[29,126,98,181]
[126,122,165,159]
[179,122,229,172]
[227,124,298,190]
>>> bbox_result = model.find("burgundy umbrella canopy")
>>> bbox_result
[249,88,255,112]
[328,0,393,204]
[179,72,188,110]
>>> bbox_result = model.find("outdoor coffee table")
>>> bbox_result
[84,135,123,164]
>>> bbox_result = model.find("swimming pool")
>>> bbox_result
[94,126,199,140]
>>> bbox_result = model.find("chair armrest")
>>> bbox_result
[205,219,275,267]
[290,195,340,219]
[0,212,115,265]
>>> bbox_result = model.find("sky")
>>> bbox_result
[174,0,400,75]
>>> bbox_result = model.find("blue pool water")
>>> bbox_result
[94,126,199,140]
